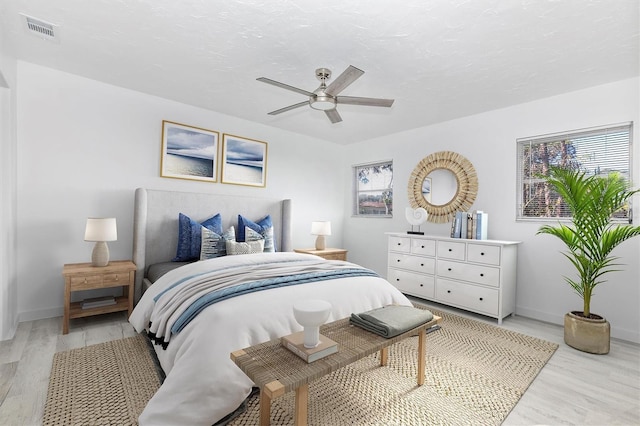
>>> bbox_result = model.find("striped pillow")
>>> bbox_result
[200,226,236,260]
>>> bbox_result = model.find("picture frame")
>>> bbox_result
[160,120,220,182]
[221,134,268,187]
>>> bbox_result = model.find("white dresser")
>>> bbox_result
[387,233,520,324]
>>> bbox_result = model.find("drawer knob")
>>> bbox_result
[480,273,484,277]
[448,248,452,252]
[396,278,400,282]
[421,245,425,248]
[479,297,484,301]
[481,252,485,256]
[84,278,87,283]
[447,290,451,293]
[397,259,401,262]
[420,284,423,287]
[397,242,401,246]
[420,263,424,266]
[448,268,452,271]
[115,275,119,281]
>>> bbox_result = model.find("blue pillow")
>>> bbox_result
[173,213,222,261]
[237,214,275,252]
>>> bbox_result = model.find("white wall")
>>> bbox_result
[10,60,640,344]
[0,40,18,340]
[344,77,640,343]
[15,61,346,323]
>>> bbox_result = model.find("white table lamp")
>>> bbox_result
[311,221,331,250]
[84,217,117,267]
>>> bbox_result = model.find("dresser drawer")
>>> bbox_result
[437,241,466,260]
[411,239,436,256]
[388,253,435,274]
[389,236,411,253]
[436,279,498,316]
[438,260,500,287]
[387,268,435,299]
[467,244,501,266]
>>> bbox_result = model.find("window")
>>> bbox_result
[353,160,393,217]
[517,122,633,221]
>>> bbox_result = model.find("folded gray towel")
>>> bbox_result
[350,305,434,338]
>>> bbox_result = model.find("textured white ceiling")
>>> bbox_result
[1,0,638,144]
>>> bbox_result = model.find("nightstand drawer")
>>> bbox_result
[322,252,346,261]
[70,274,103,290]
[103,272,128,285]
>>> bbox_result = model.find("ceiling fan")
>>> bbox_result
[257,65,394,123]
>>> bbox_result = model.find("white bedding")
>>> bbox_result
[130,252,412,425]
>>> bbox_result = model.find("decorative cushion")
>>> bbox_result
[226,239,265,255]
[237,214,275,252]
[173,213,222,261]
[200,226,236,260]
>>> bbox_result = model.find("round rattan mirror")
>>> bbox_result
[407,151,478,224]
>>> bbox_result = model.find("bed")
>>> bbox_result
[129,188,413,425]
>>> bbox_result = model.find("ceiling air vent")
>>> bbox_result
[21,14,59,42]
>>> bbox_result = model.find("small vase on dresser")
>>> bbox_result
[386,233,520,324]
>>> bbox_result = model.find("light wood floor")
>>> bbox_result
[0,303,638,426]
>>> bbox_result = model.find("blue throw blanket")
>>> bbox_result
[147,259,379,348]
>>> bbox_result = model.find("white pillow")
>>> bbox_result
[226,239,265,255]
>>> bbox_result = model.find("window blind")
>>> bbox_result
[516,122,632,220]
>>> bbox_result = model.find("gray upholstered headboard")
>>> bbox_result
[132,188,292,303]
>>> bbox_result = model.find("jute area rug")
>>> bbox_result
[43,309,558,425]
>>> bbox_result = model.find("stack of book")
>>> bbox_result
[281,332,338,363]
[81,296,116,309]
[450,211,488,240]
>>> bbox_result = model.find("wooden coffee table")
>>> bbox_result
[231,314,441,426]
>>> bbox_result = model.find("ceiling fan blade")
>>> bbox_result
[336,96,394,107]
[324,65,364,96]
[325,109,342,123]
[257,77,315,97]
[267,101,309,115]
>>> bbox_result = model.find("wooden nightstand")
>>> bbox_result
[294,248,348,261]
[61,260,136,334]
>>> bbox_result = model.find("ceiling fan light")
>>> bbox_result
[309,95,336,111]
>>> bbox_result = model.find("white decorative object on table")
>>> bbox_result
[293,299,332,348]
[405,207,428,235]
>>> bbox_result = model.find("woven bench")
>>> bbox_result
[231,314,441,426]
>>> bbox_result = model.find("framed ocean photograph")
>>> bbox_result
[160,120,219,182]
[221,134,268,187]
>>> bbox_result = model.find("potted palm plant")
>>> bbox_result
[537,166,640,354]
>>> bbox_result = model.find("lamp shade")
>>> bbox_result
[311,221,331,236]
[84,218,117,242]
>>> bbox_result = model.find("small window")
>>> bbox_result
[353,160,393,217]
[517,123,632,221]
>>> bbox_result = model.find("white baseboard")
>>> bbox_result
[18,306,62,323]
[516,305,640,344]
